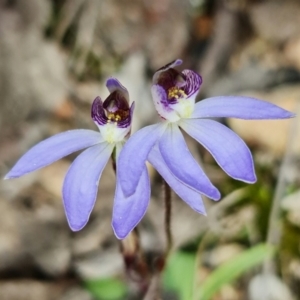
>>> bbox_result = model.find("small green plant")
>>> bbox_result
[84,277,127,300]
[164,243,275,300]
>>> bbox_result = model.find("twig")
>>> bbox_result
[55,0,85,41]
[143,273,162,300]
[198,1,241,96]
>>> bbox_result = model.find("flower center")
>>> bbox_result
[106,110,129,124]
[168,87,186,100]
[177,99,193,118]
[100,122,130,144]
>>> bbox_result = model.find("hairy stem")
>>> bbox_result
[142,179,174,300]
[164,179,173,257]
[120,227,150,294]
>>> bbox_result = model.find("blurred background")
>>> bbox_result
[1,0,300,299]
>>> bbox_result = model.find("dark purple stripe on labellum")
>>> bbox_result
[117,117,131,128]
[91,97,107,126]
[116,102,134,128]
[182,70,202,98]
[117,102,134,128]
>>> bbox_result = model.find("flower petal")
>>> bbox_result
[158,124,220,200]
[118,123,166,197]
[112,167,150,239]
[91,96,107,126]
[181,69,202,98]
[106,77,129,102]
[181,119,256,183]
[5,130,103,179]
[63,143,114,231]
[149,146,207,213]
[191,96,295,119]
[153,59,183,83]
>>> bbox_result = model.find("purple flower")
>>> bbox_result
[113,59,295,238]
[5,78,149,233]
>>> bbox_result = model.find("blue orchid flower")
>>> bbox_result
[113,59,295,239]
[5,78,150,233]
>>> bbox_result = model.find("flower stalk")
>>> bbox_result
[120,228,151,294]
[164,180,173,257]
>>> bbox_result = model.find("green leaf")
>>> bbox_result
[163,251,196,300]
[84,277,127,300]
[196,243,275,300]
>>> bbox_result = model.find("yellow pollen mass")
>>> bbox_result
[168,87,186,100]
[107,112,122,122]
